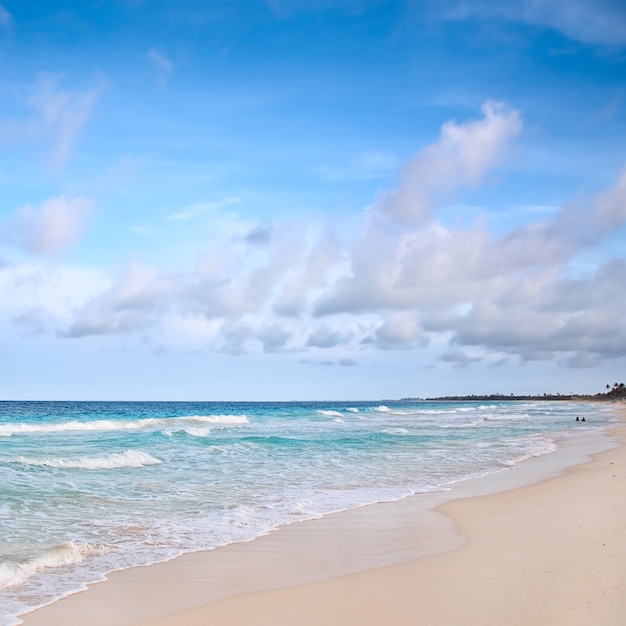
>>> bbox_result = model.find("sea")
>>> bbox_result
[0,399,619,625]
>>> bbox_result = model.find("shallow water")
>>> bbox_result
[0,399,617,625]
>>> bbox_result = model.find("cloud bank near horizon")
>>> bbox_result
[1,101,624,370]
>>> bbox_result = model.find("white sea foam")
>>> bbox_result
[317,410,343,417]
[0,543,87,589]
[484,412,530,421]
[437,419,484,429]
[0,414,249,437]
[14,450,161,470]
[381,427,410,435]
[178,426,214,437]
[206,442,259,456]
[498,436,557,466]
[375,405,391,412]
[346,408,359,413]
[184,414,249,425]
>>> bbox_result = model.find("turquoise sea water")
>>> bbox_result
[0,400,618,624]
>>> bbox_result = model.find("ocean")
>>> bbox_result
[0,399,618,625]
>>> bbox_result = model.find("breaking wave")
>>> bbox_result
[0,414,249,437]
[0,543,90,589]
[13,450,161,470]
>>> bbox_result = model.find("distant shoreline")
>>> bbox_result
[404,390,626,402]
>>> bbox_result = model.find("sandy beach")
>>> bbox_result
[20,408,626,626]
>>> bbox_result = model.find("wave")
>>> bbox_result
[437,419,485,429]
[206,442,260,456]
[173,426,214,438]
[13,450,162,470]
[498,437,557,467]
[317,410,343,417]
[0,414,249,437]
[184,415,249,425]
[0,542,89,589]
[374,405,391,412]
[380,427,410,435]
[346,408,359,413]
[483,413,531,422]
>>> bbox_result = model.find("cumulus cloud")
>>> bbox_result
[13,306,52,337]
[488,168,626,272]
[1,196,91,254]
[423,255,626,362]
[316,158,626,331]
[371,312,426,350]
[306,324,351,348]
[245,226,273,246]
[274,236,344,317]
[6,101,623,374]
[314,218,495,316]
[379,101,522,222]
[217,320,254,355]
[63,263,176,337]
[257,324,292,352]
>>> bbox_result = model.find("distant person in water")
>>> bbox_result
[582,417,586,422]
[576,416,580,421]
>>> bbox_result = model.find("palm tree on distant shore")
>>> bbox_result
[605,382,626,398]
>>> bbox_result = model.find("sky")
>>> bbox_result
[0,0,625,401]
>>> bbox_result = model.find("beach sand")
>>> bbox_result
[20,408,626,626]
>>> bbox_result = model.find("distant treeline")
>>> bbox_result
[403,383,626,403]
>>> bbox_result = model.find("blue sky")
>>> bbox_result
[0,0,625,400]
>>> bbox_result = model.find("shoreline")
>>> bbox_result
[18,408,624,626]
[156,418,625,626]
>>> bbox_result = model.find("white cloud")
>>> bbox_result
[436,0,626,47]
[306,323,351,348]
[1,196,91,254]
[28,74,103,167]
[64,263,177,338]
[441,350,482,368]
[1,74,103,168]
[378,101,522,222]
[0,264,106,331]
[274,235,344,317]
[372,312,425,350]
[3,101,622,374]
